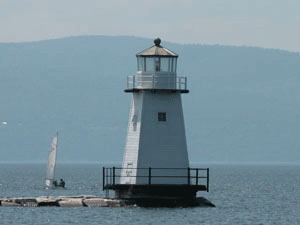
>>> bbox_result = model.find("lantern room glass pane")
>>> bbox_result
[155,57,160,71]
[172,58,177,72]
[161,58,169,72]
[137,57,144,72]
[145,58,154,72]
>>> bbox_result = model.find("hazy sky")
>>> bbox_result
[1,0,300,52]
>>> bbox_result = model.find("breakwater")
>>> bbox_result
[0,196,215,207]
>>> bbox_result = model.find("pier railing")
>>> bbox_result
[103,167,209,192]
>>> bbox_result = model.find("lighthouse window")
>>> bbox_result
[158,112,167,122]
[170,59,173,72]
[145,58,154,72]
[155,57,160,71]
[137,57,145,72]
[161,58,169,72]
[172,58,177,72]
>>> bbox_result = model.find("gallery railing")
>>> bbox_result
[103,167,209,192]
[126,75,188,91]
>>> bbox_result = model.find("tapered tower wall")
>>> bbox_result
[120,92,143,184]
[121,90,189,185]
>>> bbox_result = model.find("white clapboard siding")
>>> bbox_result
[120,93,143,184]
[121,91,189,185]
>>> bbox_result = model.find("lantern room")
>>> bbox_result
[136,38,177,73]
[133,38,179,89]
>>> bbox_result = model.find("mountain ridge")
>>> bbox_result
[0,35,299,163]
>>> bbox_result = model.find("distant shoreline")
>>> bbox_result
[0,161,299,166]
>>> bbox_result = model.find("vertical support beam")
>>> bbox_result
[103,167,105,191]
[106,168,108,187]
[188,167,190,185]
[152,75,155,88]
[113,167,115,186]
[149,167,152,185]
[207,168,209,192]
[133,75,136,88]
[179,77,181,90]
[109,168,111,185]
[196,168,199,186]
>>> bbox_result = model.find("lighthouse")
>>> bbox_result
[103,38,209,206]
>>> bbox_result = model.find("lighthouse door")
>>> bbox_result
[125,163,133,184]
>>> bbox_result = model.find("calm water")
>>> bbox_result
[0,163,300,225]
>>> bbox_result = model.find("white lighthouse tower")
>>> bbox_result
[120,38,189,185]
[103,38,209,206]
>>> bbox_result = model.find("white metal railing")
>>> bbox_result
[126,75,188,91]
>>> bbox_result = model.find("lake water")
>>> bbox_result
[0,163,300,224]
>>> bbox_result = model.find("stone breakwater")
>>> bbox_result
[0,196,215,207]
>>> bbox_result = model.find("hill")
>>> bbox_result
[0,36,299,163]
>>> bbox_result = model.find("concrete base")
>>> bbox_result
[0,195,215,208]
[113,184,206,200]
[123,197,215,207]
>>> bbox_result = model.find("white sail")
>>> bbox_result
[45,133,58,187]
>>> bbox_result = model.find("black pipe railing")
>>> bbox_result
[103,167,209,192]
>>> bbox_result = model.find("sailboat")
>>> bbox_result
[45,132,58,187]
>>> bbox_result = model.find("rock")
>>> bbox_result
[36,196,60,207]
[105,199,122,207]
[23,201,38,207]
[1,199,21,207]
[83,197,108,207]
[59,198,84,207]
[1,201,21,207]
[15,198,38,207]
